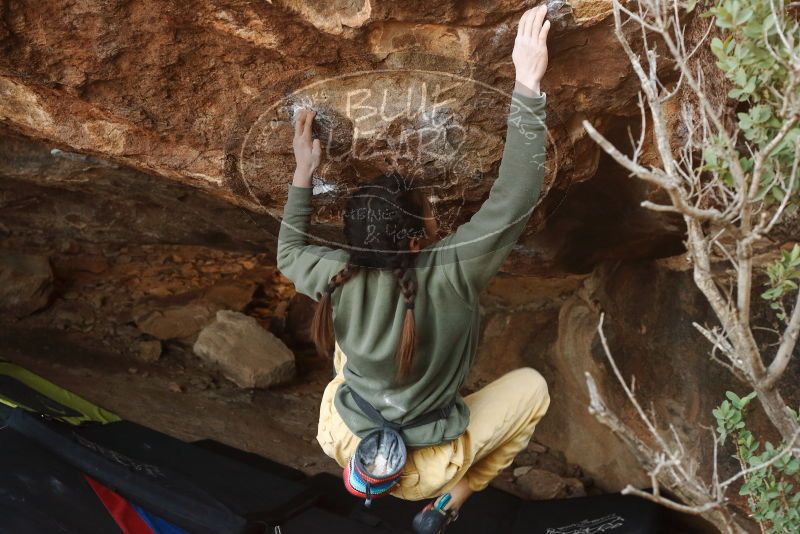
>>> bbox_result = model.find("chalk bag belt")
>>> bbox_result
[343,389,454,507]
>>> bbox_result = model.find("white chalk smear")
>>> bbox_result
[366,453,392,476]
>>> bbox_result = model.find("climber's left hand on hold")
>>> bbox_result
[512,5,550,97]
[292,108,322,188]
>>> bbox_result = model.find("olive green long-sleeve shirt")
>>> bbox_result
[277,91,547,447]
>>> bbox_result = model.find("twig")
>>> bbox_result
[764,289,800,388]
[719,429,800,489]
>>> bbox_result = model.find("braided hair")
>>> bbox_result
[311,262,359,362]
[311,173,427,381]
[393,267,418,379]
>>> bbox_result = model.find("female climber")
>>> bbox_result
[278,6,551,534]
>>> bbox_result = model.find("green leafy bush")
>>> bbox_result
[704,0,800,204]
[762,244,800,321]
[714,391,800,532]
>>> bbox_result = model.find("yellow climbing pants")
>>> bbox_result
[316,344,551,501]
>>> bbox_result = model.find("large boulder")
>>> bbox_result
[0,0,666,275]
[469,273,649,491]
[193,310,295,389]
[0,252,53,318]
[470,257,800,495]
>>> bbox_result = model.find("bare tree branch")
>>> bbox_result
[585,314,750,534]
[582,120,668,185]
[719,429,800,488]
[764,288,800,388]
[582,0,800,528]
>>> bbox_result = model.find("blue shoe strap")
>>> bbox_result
[435,493,452,512]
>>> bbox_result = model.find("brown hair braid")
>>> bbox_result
[393,267,417,380]
[311,263,359,358]
[311,173,427,382]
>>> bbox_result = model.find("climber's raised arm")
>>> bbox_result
[434,5,550,303]
[277,109,347,300]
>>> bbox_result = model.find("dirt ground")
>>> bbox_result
[0,325,337,475]
[0,237,718,531]
[1,327,719,532]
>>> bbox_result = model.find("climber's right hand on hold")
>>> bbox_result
[292,108,322,188]
[512,5,550,97]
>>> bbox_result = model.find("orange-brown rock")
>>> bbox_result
[0,0,680,273]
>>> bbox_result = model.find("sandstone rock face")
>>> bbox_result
[194,310,295,388]
[471,259,800,494]
[469,273,651,490]
[0,252,53,318]
[0,0,682,274]
[0,131,279,255]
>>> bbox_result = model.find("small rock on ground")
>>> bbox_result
[515,468,568,500]
[193,310,295,389]
[135,304,215,340]
[136,339,162,362]
[0,252,53,318]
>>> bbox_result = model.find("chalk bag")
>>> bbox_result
[343,427,407,507]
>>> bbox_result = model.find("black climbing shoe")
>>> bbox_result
[411,493,459,534]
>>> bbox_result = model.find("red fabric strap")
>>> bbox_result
[84,475,155,534]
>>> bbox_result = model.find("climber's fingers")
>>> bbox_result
[531,4,547,38]
[294,109,306,139]
[303,109,315,141]
[539,19,551,44]
[518,8,531,38]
